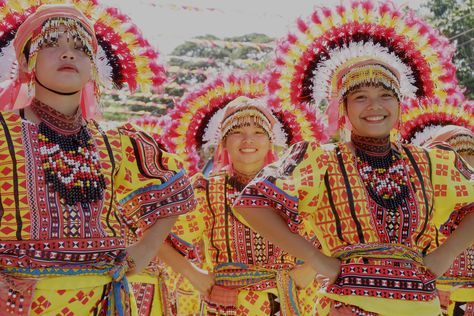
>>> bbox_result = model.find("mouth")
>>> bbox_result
[362,115,387,123]
[58,65,78,72]
[240,148,257,153]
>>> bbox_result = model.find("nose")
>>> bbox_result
[241,133,254,143]
[366,96,382,110]
[61,48,76,61]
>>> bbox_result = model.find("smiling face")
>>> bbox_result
[34,24,93,94]
[224,122,271,174]
[345,85,400,138]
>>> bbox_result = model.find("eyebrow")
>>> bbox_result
[348,89,367,94]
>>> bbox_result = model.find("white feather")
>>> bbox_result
[411,125,444,146]
[0,42,18,82]
[95,45,113,88]
[311,41,418,106]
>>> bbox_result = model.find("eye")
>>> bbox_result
[353,94,367,101]
[42,38,59,48]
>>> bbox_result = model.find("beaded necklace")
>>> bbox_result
[352,133,410,209]
[31,99,106,205]
[228,170,256,192]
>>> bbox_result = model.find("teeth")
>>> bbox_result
[365,116,385,121]
[240,148,257,153]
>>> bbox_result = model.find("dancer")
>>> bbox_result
[235,2,474,315]
[0,3,194,315]
[163,95,323,315]
[423,125,474,316]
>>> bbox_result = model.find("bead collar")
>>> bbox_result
[30,98,83,134]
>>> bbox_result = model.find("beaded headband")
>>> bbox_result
[337,62,401,101]
[28,17,97,77]
[221,102,273,141]
[415,124,474,156]
[446,134,474,156]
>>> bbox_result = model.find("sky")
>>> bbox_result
[100,0,429,56]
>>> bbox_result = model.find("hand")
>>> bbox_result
[126,243,154,276]
[309,252,341,286]
[289,263,317,289]
[423,247,455,277]
[186,266,215,298]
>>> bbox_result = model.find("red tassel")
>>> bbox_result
[379,2,391,15]
[336,5,346,16]
[321,7,332,18]
[287,33,298,44]
[311,11,321,24]
[361,0,374,12]
[296,17,308,33]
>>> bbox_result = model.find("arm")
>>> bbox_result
[426,148,474,276]
[289,262,318,289]
[127,215,178,274]
[157,243,214,297]
[424,211,474,276]
[238,207,340,283]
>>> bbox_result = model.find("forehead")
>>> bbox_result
[230,121,266,129]
[348,84,392,94]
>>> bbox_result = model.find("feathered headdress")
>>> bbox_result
[166,72,290,175]
[0,0,166,118]
[401,86,474,145]
[268,0,461,140]
[129,115,173,150]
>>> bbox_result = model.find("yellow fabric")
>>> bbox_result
[128,273,163,316]
[172,270,202,316]
[30,275,138,316]
[438,284,474,302]
[318,292,441,316]
[297,278,320,316]
[115,124,190,233]
[247,141,474,315]
[172,172,310,315]
[430,149,474,229]
[429,150,474,315]
[0,113,194,315]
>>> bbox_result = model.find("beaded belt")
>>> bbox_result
[332,243,424,264]
[213,262,301,316]
[0,253,134,316]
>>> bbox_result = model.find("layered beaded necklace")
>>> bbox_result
[352,133,410,209]
[31,99,106,205]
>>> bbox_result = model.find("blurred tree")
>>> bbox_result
[425,0,474,97]
[101,33,274,122]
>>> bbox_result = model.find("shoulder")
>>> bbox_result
[191,172,209,191]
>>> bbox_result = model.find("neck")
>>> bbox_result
[232,168,259,185]
[34,84,81,116]
[233,163,262,179]
[30,98,83,133]
[351,132,391,155]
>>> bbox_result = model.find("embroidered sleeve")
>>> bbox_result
[167,173,208,258]
[235,141,328,233]
[115,123,196,233]
[429,147,474,232]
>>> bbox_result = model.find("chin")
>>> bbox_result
[54,85,83,93]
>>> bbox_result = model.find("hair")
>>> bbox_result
[23,40,31,62]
